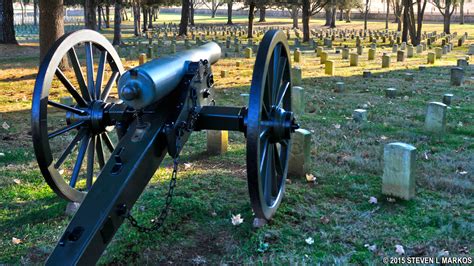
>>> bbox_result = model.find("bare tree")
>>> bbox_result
[302,0,326,41]
[202,0,225,18]
[363,0,371,30]
[390,0,402,31]
[432,0,458,34]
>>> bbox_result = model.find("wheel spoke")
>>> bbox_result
[276,81,290,108]
[102,132,115,152]
[54,128,87,169]
[272,44,282,94]
[48,100,87,115]
[259,131,270,173]
[86,136,95,190]
[95,50,107,100]
[264,144,275,205]
[68,47,91,102]
[101,71,119,101]
[48,120,85,139]
[70,134,90,188]
[55,68,87,107]
[96,135,105,168]
[267,54,275,105]
[85,42,95,100]
[274,143,283,176]
[274,56,287,100]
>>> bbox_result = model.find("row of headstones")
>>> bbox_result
[281,84,457,200]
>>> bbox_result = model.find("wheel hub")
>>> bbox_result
[66,101,110,134]
[265,106,298,143]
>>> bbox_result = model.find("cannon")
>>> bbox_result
[31,29,298,264]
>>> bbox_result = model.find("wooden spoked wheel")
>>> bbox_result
[31,30,126,202]
[246,30,294,220]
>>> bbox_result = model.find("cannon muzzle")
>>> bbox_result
[118,42,221,109]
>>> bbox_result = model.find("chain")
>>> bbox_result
[124,83,200,233]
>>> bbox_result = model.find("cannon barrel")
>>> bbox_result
[118,42,221,109]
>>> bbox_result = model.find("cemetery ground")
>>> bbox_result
[0,15,473,264]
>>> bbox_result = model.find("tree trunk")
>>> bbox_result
[292,5,299,28]
[227,1,233,25]
[345,9,351,22]
[330,6,336,28]
[19,0,25,25]
[133,3,141,36]
[459,0,464,24]
[259,7,266,22]
[248,3,255,38]
[324,7,331,26]
[397,18,401,31]
[302,0,310,42]
[402,0,409,42]
[363,0,369,30]
[443,14,450,34]
[113,0,122,45]
[385,0,389,29]
[339,8,343,21]
[189,3,195,26]
[155,7,159,20]
[39,0,66,67]
[34,0,39,25]
[97,5,102,30]
[142,6,148,31]
[0,0,17,44]
[148,7,153,28]
[179,0,190,36]
[85,0,97,30]
[105,4,110,28]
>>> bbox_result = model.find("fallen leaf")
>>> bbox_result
[369,196,378,204]
[306,174,316,182]
[184,163,192,169]
[364,244,377,252]
[320,216,330,224]
[333,124,341,129]
[2,122,10,130]
[380,135,388,140]
[305,237,314,245]
[395,244,405,255]
[387,197,396,203]
[459,171,468,175]
[437,249,449,257]
[13,179,21,184]
[231,214,243,226]
[424,152,429,160]
[12,237,22,245]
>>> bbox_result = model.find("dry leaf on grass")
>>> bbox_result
[231,214,243,226]
[12,237,22,245]
[364,244,377,252]
[369,196,378,204]
[306,174,316,182]
[13,179,21,185]
[2,122,10,130]
[395,244,405,255]
[320,216,330,224]
[305,237,314,245]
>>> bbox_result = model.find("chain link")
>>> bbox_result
[124,81,200,233]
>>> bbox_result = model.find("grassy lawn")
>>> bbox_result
[0,16,473,264]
